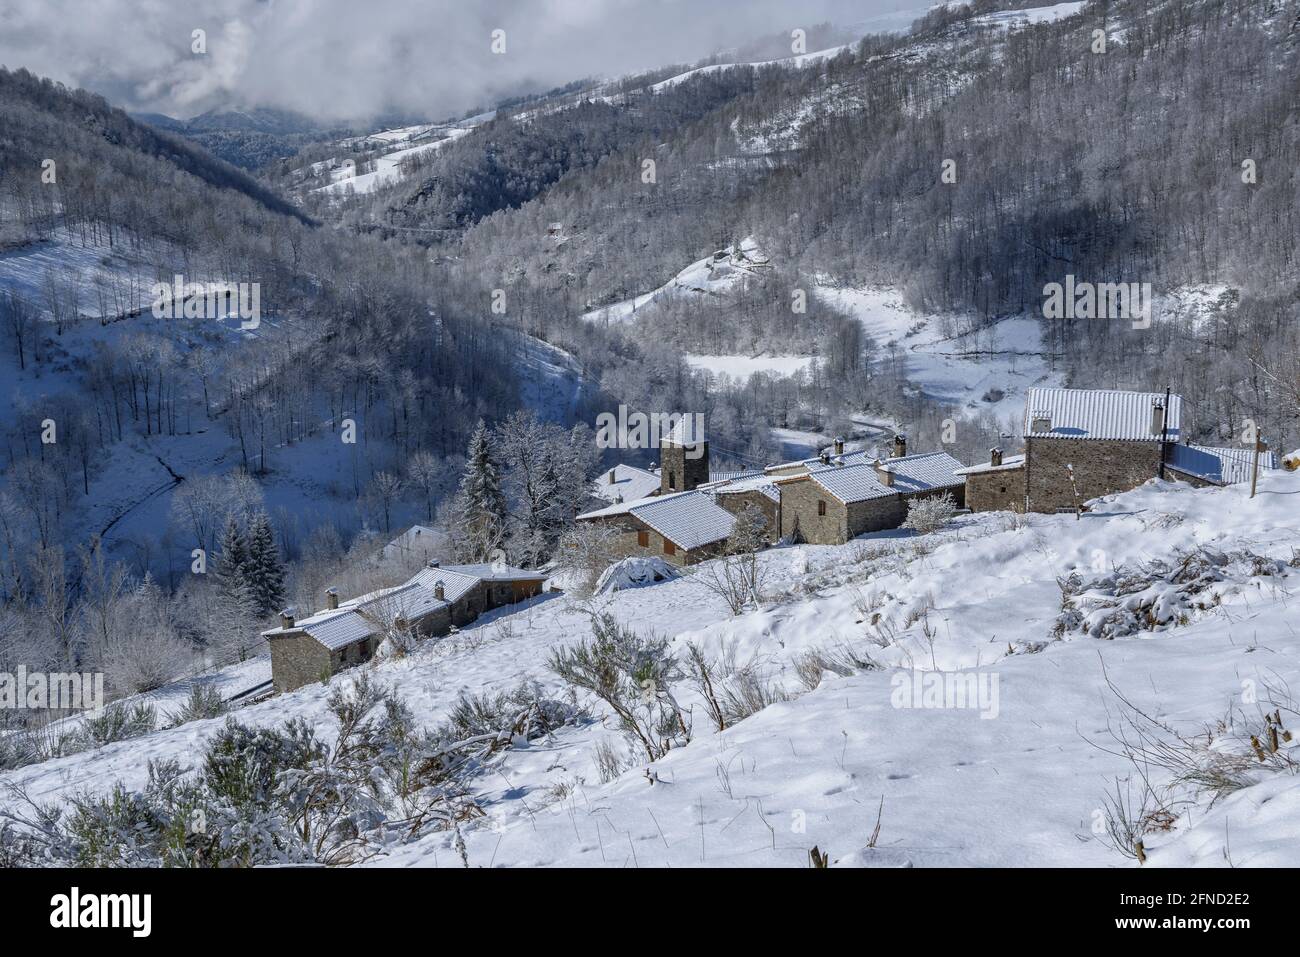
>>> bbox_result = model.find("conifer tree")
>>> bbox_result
[245,511,286,616]
[449,420,509,562]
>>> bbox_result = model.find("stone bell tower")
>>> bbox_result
[659,415,709,493]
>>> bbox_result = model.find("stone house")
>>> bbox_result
[576,489,737,565]
[263,563,546,693]
[955,449,1027,512]
[776,444,967,545]
[1021,387,1182,513]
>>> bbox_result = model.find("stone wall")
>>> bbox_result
[269,632,333,693]
[965,467,1027,512]
[715,491,779,541]
[846,494,908,538]
[780,477,850,544]
[659,441,710,493]
[1025,438,1163,512]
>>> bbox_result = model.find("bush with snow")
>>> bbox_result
[902,492,957,536]
[1053,547,1287,641]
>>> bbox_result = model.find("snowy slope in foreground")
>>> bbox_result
[5,471,1299,867]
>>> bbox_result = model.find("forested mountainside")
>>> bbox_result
[304,0,1298,455]
[132,106,351,172]
[1,0,1298,711]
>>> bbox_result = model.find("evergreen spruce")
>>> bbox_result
[450,420,509,562]
[245,512,286,617]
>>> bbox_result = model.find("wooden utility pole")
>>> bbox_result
[1250,436,1267,498]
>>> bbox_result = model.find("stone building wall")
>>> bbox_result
[965,467,1027,512]
[659,441,710,493]
[269,632,334,693]
[715,491,779,541]
[780,477,850,544]
[1025,438,1163,512]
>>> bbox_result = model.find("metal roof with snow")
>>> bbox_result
[578,490,736,551]
[1167,444,1277,486]
[1023,387,1182,442]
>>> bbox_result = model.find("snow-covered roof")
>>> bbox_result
[578,490,735,551]
[954,454,1027,476]
[709,468,764,483]
[632,491,736,551]
[1024,387,1183,442]
[876,451,966,493]
[803,463,894,503]
[1167,444,1278,486]
[262,567,487,651]
[708,474,781,503]
[438,563,547,582]
[797,450,966,504]
[590,464,661,504]
[663,415,705,446]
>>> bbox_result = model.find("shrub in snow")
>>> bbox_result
[166,684,229,727]
[439,680,588,742]
[901,492,957,536]
[594,556,677,595]
[80,702,157,747]
[1053,547,1286,641]
[549,612,689,761]
[0,673,583,868]
[693,504,770,615]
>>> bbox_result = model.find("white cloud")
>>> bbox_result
[0,0,928,121]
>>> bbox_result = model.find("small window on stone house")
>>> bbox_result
[817,499,826,516]
[664,539,676,556]
[668,471,677,490]
[637,530,649,548]
[999,486,1007,494]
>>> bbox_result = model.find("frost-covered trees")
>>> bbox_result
[447,421,509,563]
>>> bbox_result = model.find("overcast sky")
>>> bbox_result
[0,0,929,122]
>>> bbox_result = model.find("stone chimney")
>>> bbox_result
[892,434,907,459]
[280,607,296,629]
[1150,399,1165,437]
[607,468,617,484]
[874,459,894,487]
[819,450,831,466]
[434,581,445,601]
[990,447,1003,467]
[325,588,339,610]
[426,559,441,569]
[833,436,845,456]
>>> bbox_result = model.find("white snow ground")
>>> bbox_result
[6,469,1299,868]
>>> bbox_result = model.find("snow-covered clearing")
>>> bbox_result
[685,354,815,379]
[972,2,1088,30]
[582,237,770,325]
[7,469,1299,867]
[315,127,471,197]
[815,283,1060,421]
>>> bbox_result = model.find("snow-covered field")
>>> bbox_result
[7,469,1299,867]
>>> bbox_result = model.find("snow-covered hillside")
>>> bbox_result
[8,469,1298,867]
